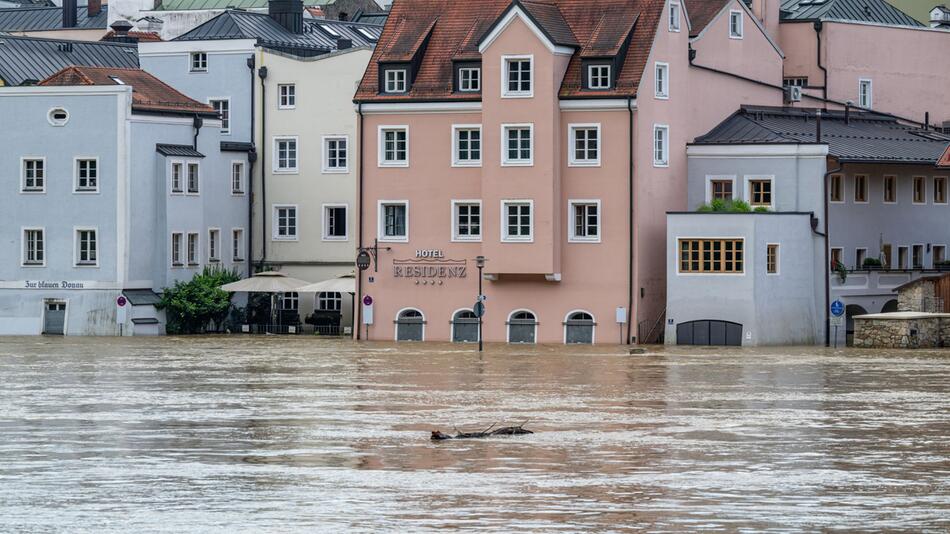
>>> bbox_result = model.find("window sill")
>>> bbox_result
[74,190,100,195]
[278,105,296,110]
[653,162,669,168]
[272,238,299,242]
[187,262,200,267]
[451,161,482,168]
[378,161,409,168]
[273,169,299,175]
[654,94,669,100]
[378,236,408,243]
[231,191,246,196]
[172,263,184,268]
[233,258,245,262]
[502,237,534,243]
[502,92,534,99]
[322,168,349,174]
[209,259,220,263]
[451,236,482,243]
[501,161,533,167]
[568,161,601,168]
[74,263,99,268]
[20,190,46,194]
[568,237,602,244]
[322,236,349,242]
[21,263,46,268]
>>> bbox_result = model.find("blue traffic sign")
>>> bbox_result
[473,301,485,318]
[831,300,845,317]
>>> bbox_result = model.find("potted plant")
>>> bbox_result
[862,257,883,270]
[834,260,848,283]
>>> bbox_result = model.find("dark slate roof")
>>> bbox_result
[123,289,162,305]
[779,0,923,26]
[221,140,254,152]
[0,35,137,86]
[694,106,950,164]
[174,10,382,55]
[156,144,206,157]
[0,5,108,31]
[353,11,388,25]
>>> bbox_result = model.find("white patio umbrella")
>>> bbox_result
[294,272,356,294]
[220,271,312,327]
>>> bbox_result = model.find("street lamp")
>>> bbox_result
[474,255,486,352]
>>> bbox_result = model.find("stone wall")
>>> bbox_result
[853,315,949,349]
[897,281,936,312]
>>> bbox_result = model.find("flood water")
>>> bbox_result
[1,337,948,532]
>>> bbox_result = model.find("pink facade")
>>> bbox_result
[355,0,785,344]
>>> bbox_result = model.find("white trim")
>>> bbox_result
[272,135,300,174]
[668,0,681,32]
[854,247,868,270]
[567,199,602,243]
[73,226,100,268]
[500,199,534,243]
[653,124,669,167]
[383,68,409,94]
[0,85,129,97]
[458,67,481,93]
[184,161,201,196]
[377,125,410,167]
[478,5,575,55]
[138,39,256,57]
[47,107,69,126]
[321,203,349,242]
[450,199,483,242]
[559,98,636,111]
[853,174,869,204]
[704,175,737,203]
[563,309,596,345]
[882,174,898,204]
[130,114,199,126]
[230,160,246,195]
[934,176,948,205]
[322,135,350,174]
[231,227,245,263]
[168,159,185,195]
[170,231,184,268]
[21,226,46,268]
[378,200,409,243]
[72,156,100,194]
[394,307,426,342]
[912,175,927,205]
[743,175,775,210]
[451,124,483,167]
[654,61,669,100]
[450,307,479,343]
[766,242,780,275]
[189,51,209,73]
[587,64,612,90]
[506,308,539,344]
[358,101,482,114]
[207,96,230,135]
[501,123,534,166]
[20,156,46,194]
[687,144,829,158]
[568,123,602,167]
[278,83,297,110]
[207,227,221,263]
[858,78,873,109]
[501,54,535,98]
[728,9,744,39]
[273,204,300,242]
[186,231,201,266]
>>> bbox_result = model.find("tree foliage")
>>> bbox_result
[157,266,242,334]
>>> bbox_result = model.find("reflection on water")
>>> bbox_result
[0,337,948,532]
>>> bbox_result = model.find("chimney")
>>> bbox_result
[88,0,101,17]
[106,20,138,43]
[336,37,352,49]
[62,0,77,28]
[269,0,304,34]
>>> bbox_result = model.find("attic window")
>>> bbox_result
[384,69,407,93]
[588,64,611,90]
[321,25,340,37]
[356,27,377,41]
[109,76,126,85]
[47,108,69,126]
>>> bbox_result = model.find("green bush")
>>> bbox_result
[862,257,883,268]
[696,199,754,213]
[157,266,242,334]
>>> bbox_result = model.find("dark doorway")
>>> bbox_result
[43,301,66,335]
[676,320,742,346]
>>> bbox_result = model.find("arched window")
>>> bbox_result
[452,309,479,343]
[507,310,537,344]
[845,304,868,346]
[395,308,424,341]
[881,299,899,313]
[564,311,595,344]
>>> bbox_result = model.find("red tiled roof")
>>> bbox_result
[684,0,731,37]
[305,6,325,18]
[39,66,215,115]
[354,0,665,102]
[938,143,950,168]
[100,30,163,42]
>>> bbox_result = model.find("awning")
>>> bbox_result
[220,271,311,293]
[295,273,356,294]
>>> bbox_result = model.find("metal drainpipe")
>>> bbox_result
[247,55,255,276]
[823,159,842,347]
[814,21,828,103]
[627,96,635,344]
[258,65,268,270]
[356,102,364,340]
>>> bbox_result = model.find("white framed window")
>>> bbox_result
[209,98,229,134]
[74,157,98,193]
[858,78,872,108]
[654,62,669,99]
[588,64,611,90]
[829,174,844,203]
[669,0,681,31]
[187,232,199,265]
[705,175,736,202]
[502,55,533,97]
[322,136,348,173]
[459,67,481,92]
[452,125,482,167]
[378,126,409,167]
[855,247,867,269]
[186,162,200,194]
[282,292,299,311]
[74,228,98,267]
[729,10,743,38]
[883,175,897,203]
[568,200,601,243]
[273,205,298,241]
[501,200,533,242]
[913,176,927,204]
[384,69,407,93]
[317,292,342,311]
[451,200,482,242]
[653,124,669,167]
[322,204,348,241]
[746,176,774,209]
[935,176,948,204]
[274,136,299,173]
[170,162,184,194]
[502,124,533,166]
[208,228,220,262]
[22,227,45,266]
[229,161,245,195]
[378,200,409,242]
[569,124,601,166]
[171,232,183,266]
[21,157,45,193]
[190,52,208,72]
[767,243,780,275]
[278,84,296,109]
[232,228,244,262]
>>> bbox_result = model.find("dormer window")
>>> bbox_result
[459,67,480,92]
[503,56,532,97]
[588,64,611,90]
[384,68,407,93]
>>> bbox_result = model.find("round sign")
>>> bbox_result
[356,250,372,271]
[116,296,127,307]
[473,301,485,318]
[830,299,845,317]
[363,295,374,306]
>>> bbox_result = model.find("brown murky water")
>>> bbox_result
[1,337,948,532]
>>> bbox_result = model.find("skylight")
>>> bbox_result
[357,27,377,41]
[321,24,340,37]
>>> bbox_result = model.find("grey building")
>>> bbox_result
[666,106,950,346]
[0,65,247,335]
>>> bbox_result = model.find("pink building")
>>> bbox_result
[353,0,781,344]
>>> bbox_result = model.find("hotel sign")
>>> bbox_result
[393,250,467,285]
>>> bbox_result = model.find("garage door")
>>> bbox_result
[676,320,742,346]
[44,302,66,335]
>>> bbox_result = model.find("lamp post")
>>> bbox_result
[475,255,486,352]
